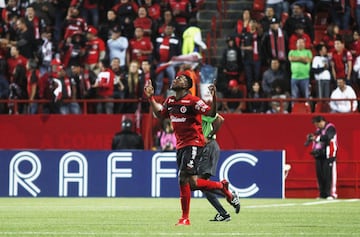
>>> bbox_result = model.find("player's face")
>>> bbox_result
[170,75,187,91]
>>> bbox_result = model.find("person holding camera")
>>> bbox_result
[305,116,338,199]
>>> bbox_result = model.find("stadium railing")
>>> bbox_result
[0,97,359,115]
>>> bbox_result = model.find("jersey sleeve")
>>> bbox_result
[194,96,211,114]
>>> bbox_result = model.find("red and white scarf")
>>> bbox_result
[269,28,286,61]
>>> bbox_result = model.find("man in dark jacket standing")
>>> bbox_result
[111,119,144,150]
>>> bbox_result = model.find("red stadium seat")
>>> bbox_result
[314,102,330,113]
[292,102,311,114]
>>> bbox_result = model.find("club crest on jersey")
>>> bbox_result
[180,106,187,113]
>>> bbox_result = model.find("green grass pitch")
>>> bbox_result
[0,198,359,236]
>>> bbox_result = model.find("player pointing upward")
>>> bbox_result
[144,74,240,226]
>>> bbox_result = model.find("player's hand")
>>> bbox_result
[144,80,154,98]
[208,84,216,97]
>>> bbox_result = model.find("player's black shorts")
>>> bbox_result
[176,146,203,175]
[198,139,220,177]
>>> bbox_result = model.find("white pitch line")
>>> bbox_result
[244,199,359,209]
[245,203,297,208]
[302,200,341,205]
[344,199,359,202]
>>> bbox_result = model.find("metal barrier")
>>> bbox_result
[0,97,359,115]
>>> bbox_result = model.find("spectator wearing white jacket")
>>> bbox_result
[329,78,358,113]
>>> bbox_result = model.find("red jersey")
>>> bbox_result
[331,49,352,79]
[95,69,114,97]
[169,0,191,26]
[145,3,161,20]
[129,37,153,64]
[159,93,211,149]
[85,37,106,65]
[64,17,88,39]
[7,55,28,80]
[133,17,153,35]
[158,36,171,62]
[350,40,360,59]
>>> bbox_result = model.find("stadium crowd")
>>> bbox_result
[218,0,359,114]
[0,0,359,115]
[0,0,202,114]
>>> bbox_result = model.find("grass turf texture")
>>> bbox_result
[0,198,359,236]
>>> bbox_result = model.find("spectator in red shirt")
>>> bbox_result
[128,27,153,65]
[330,37,352,83]
[7,45,28,80]
[288,23,312,50]
[84,25,106,75]
[156,8,180,37]
[92,59,115,114]
[133,6,153,37]
[63,6,88,41]
[143,0,161,21]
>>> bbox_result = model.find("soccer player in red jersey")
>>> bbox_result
[144,74,240,226]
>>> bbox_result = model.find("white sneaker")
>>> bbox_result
[326,196,334,200]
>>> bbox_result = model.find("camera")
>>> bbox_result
[304,133,314,147]
[310,149,325,159]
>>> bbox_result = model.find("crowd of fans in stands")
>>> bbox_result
[218,0,360,114]
[0,0,359,115]
[0,0,203,114]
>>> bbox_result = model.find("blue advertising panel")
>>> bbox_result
[0,150,285,198]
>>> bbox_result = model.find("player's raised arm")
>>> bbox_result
[144,80,163,118]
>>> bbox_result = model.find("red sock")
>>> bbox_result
[179,183,191,219]
[196,178,222,190]
[196,179,232,200]
[223,188,233,201]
